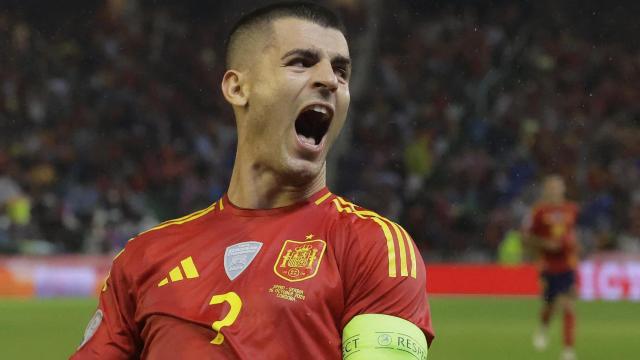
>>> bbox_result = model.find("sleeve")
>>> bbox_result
[339,218,435,346]
[70,249,140,359]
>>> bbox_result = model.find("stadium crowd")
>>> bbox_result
[1,0,639,260]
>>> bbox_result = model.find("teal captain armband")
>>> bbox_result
[342,314,428,360]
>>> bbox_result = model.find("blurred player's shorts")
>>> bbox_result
[541,270,576,303]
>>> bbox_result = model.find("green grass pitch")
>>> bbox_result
[0,296,637,359]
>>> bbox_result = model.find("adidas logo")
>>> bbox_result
[158,256,200,287]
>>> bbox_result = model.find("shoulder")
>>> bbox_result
[292,190,402,236]
[113,201,221,272]
[321,193,408,242]
[320,194,421,279]
[327,197,433,339]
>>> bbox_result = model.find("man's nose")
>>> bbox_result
[312,59,338,93]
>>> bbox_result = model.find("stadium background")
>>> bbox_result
[0,0,638,359]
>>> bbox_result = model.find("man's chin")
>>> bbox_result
[280,157,325,185]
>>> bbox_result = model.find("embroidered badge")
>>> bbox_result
[224,241,263,281]
[273,238,326,282]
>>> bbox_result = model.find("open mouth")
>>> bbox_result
[295,104,333,147]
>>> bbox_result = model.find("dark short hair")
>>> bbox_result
[225,1,346,69]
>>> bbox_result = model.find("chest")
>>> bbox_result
[537,208,575,231]
[135,216,344,337]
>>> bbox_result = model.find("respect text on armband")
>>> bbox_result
[343,331,427,360]
[342,334,361,358]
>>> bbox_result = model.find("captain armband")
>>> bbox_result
[342,314,428,360]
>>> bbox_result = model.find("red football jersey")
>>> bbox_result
[525,202,579,273]
[71,188,434,359]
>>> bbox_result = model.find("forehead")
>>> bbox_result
[269,18,349,58]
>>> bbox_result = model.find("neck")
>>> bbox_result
[227,152,327,209]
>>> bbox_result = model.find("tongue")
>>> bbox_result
[297,133,317,146]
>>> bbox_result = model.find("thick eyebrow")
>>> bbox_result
[281,48,320,61]
[281,48,351,68]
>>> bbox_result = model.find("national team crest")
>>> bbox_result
[224,241,263,281]
[274,239,327,282]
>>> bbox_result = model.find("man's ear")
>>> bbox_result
[221,70,248,107]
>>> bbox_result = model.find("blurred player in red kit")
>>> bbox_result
[70,2,433,359]
[524,175,579,360]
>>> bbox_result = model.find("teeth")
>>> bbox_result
[312,105,328,115]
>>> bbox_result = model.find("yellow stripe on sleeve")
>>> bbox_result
[388,221,409,277]
[371,217,397,277]
[332,198,350,213]
[332,197,416,279]
[337,197,366,219]
[400,226,418,278]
